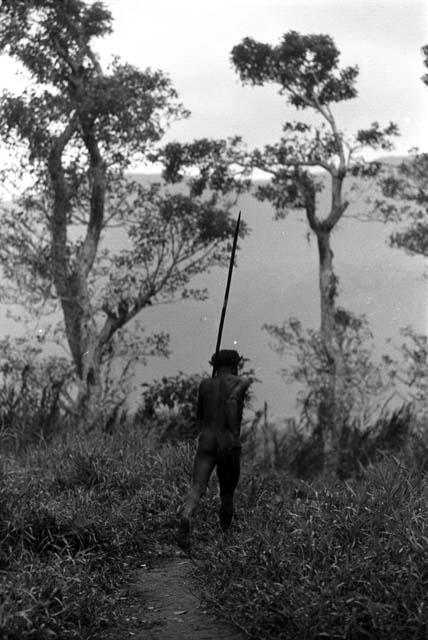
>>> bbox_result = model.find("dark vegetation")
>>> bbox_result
[193,456,428,640]
[0,419,190,639]
[1,406,427,639]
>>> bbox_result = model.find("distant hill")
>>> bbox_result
[377,154,415,166]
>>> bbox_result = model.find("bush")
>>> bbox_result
[136,360,258,443]
[243,403,427,481]
[0,360,69,454]
[337,404,414,479]
[137,372,203,442]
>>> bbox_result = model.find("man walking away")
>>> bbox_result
[178,349,251,550]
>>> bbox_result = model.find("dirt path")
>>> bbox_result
[126,556,245,640]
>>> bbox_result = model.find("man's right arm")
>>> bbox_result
[226,377,252,439]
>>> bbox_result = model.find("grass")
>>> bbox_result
[191,458,428,639]
[0,425,190,639]
[1,421,427,639]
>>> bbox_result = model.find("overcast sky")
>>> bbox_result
[94,0,428,155]
[0,0,426,157]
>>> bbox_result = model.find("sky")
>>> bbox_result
[0,0,427,157]
[93,0,428,154]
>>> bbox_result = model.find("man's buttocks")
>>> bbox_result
[197,428,239,455]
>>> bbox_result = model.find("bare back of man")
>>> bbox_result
[178,350,251,550]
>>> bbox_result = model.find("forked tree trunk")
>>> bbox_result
[59,272,104,426]
[48,111,109,428]
[300,163,348,475]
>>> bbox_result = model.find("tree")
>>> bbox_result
[378,151,428,257]
[230,32,398,470]
[0,0,245,422]
[372,45,428,428]
[376,46,428,258]
[265,309,389,429]
[0,333,72,449]
[383,327,428,422]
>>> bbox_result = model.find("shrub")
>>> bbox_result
[0,358,69,453]
[137,372,203,442]
[136,360,258,443]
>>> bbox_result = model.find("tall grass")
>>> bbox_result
[0,425,191,639]
[192,458,428,639]
[1,414,427,639]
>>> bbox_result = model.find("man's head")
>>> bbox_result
[210,349,241,375]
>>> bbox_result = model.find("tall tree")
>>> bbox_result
[230,32,398,470]
[377,46,428,260]
[0,0,245,422]
[379,151,428,257]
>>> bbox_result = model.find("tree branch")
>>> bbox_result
[78,123,106,277]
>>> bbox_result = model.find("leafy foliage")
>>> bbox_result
[231,31,398,220]
[231,32,359,107]
[0,1,182,167]
[338,405,422,479]
[383,326,428,421]
[0,0,247,413]
[376,45,428,257]
[137,372,204,442]
[378,152,428,257]
[0,335,72,451]
[137,359,257,443]
[264,309,389,429]
[229,31,399,472]
[423,44,428,86]
[154,136,251,197]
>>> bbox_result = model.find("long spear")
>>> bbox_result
[212,210,241,377]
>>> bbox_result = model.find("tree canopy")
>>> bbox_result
[375,47,428,259]
[0,0,246,419]
[379,153,428,257]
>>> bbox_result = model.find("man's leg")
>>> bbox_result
[178,448,216,549]
[216,446,241,531]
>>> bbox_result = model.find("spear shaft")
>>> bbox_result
[212,210,241,377]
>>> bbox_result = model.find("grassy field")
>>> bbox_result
[1,422,427,639]
[0,425,189,639]
[192,460,428,639]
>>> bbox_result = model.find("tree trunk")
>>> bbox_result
[48,116,108,429]
[316,230,345,472]
[75,341,104,429]
[58,270,104,428]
